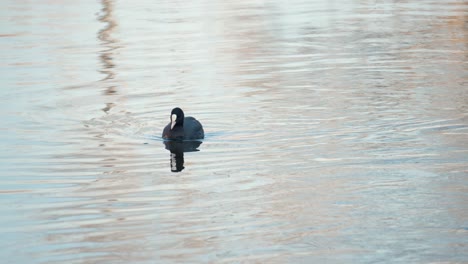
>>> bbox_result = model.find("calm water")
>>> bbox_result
[1,0,467,263]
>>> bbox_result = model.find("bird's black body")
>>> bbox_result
[162,108,204,140]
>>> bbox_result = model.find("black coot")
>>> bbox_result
[162,107,204,140]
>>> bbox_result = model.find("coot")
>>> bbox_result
[162,107,204,140]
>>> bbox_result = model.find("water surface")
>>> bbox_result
[1,0,467,263]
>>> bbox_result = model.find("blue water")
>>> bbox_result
[1,0,467,263]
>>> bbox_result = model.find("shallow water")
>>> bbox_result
[1,0,467,263]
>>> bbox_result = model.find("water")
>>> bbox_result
[1,0,467,263]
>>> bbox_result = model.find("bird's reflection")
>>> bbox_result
[163,140,202,172]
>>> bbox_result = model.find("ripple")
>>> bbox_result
[1,0,467,263]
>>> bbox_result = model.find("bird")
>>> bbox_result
[162,107,204,140]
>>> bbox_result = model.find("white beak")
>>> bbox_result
[170,114,177,130]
